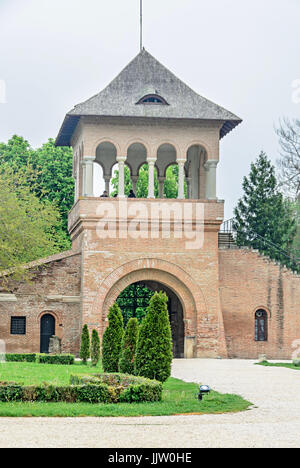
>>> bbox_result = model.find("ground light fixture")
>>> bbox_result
[198,385,211,401]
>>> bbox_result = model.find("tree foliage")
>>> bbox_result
[233,152,297,266]
[102,303,124,373]
[0,165,61,282]
[0,135,73,249]
[276,118,300,198]
[135,292,173,383]
[80,325,90,365]
[119,318,139,375]
[111,164,183,198]
[91,329,101,367]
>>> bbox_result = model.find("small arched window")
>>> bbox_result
[255,310,268,342]
[136,94,168,105]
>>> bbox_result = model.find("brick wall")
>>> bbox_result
[0,253,82,354]
[219,248,300,359]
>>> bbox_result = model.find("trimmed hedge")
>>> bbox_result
[0,382,111,403]
[0,373,162,404]
[70,373,162,403]
[38,354,75,365]
[5,354,37,363]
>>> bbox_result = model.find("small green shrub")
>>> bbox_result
[102,303,124,373]
[135,292,173,383]
[91,329,101,367]
[0,373,162,404]
[80,325,90,364]
[119,318,139,375]
[293,359,300,367]
[70,373,162,403]
[38,354,75,365]
[5,354,36,363]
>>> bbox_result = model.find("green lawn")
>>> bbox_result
[257,361,300,371]
[0,361,251,417]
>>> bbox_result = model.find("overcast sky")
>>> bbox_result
[0,0,299,217]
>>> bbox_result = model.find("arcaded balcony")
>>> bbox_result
[73,140,219,203]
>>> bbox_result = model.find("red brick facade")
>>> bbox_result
[1,199,299,360]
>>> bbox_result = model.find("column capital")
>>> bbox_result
[117,156,127,163]
[82,155,95,164]
[204,159,219,170]
[177,158,186,165]
[147,157,156,165]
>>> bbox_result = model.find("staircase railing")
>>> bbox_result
[219,218,300,273]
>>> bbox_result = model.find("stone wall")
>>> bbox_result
[219,249,300,359]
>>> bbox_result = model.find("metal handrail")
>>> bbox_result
[220,218,300,273]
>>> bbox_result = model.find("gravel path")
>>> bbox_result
[0,359,299,448]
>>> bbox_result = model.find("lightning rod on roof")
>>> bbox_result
[140,0,143,51]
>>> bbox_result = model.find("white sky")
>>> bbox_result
[0,0,299,217]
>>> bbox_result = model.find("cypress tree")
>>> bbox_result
[233,152,296,265]
[102,303,124,373]
[135,292,173,383]
[80,324,90,365]
[91,329,101,367]
[119,318,139,375]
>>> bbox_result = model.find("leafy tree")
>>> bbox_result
[80,325,90,364]
[135,292,173,383]
[91,329,101,367]
[0,136,73,248]
[276,118,300,198]
[102,303,124,373]
[233,152,296,266]
[0,165,61,282]
[119,318,139,375]
[116,283,154,325]
[32,139,74,241]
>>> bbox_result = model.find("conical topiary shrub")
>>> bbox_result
[102,303,124,373]
[80,324,90,365]
[135,291,173,383]
[119,317,139,375]
[91,329,101,367]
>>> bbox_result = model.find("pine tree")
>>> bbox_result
[135,292,173,383]
[102,303,124,373]
[91,329,101,367]
[233,152,296,266]
[119,318,139,375]
[80,325,90,365]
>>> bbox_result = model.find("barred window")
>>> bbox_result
[11,317,26,335]
[255,310,268,342]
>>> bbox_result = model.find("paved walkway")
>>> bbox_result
[0,359,299,448]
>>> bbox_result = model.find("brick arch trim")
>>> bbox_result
[91,258,206,337]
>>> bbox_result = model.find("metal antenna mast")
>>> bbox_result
[140,0,143,51]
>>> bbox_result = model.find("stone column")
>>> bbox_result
[82,156,95,197]
[147,158,156,199]
[158,177,165,198]
[131,175,138,196]
[204,160,219,200]
[104,176,110,195]
[177,159,186,200]
[117,156,126,198]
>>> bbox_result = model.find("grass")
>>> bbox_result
[0,361,252,417]
[257,361,300,371]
